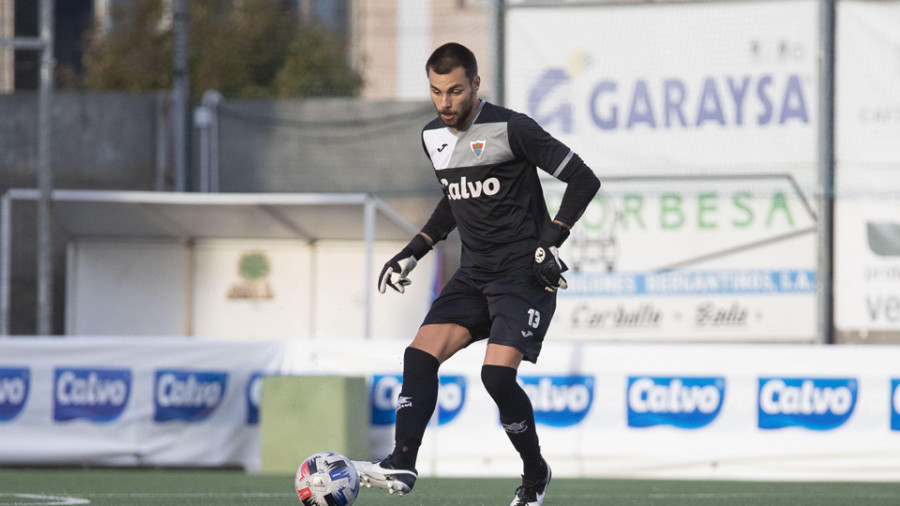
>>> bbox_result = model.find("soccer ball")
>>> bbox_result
[295,451,360,506]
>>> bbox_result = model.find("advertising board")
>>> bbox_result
[506,0,822,342]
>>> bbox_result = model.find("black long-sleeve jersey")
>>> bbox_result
[420,100,600,273]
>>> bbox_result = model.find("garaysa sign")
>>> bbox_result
[506,0,818,172]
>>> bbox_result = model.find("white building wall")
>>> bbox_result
[353,0,493,101]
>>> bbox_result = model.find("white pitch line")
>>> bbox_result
[0,492,296,505]
[0,494,90,505]
[646,492,900,499]
[68,493,293,498]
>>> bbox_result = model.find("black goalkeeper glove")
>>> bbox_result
[532,221,570,293]
[378,234,432,294]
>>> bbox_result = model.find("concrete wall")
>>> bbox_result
[0,91,159,192]
[214,98,438,194]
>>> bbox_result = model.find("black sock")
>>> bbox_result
[481,364,543,480]
[390,347,440,470]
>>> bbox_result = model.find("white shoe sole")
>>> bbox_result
[352,460,416,496]
[510,463,552,506]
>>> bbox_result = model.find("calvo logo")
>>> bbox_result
[440,177,500,201]
[246,372,264,425]
[54,367,131,422]
[519,375,593,427]
[0,367,30,422]
[154,370,228,422]
[889,379,900,431]
[758,377,857,430]
[627,376,725,429]
[370,374,466,426]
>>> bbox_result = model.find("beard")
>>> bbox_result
[438,100,476,130]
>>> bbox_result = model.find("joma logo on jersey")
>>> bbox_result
[440,177,500,200]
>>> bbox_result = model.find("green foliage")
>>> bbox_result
[81,0,173,92]
[275,26,364,98]
[81,0,363,100]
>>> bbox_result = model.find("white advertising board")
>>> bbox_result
[5,338,900,481]
[279,339,900,482]
[506,0,818,175]
[505,0,821,342]
[0,337,285,471]
[542,176,817,342]
[835,0,900,168]
[833,0,900,333]
[835,197,900,332]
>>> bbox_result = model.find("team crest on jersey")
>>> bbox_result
[470,140,486,159]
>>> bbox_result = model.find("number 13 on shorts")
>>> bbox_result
[527,308,541,328]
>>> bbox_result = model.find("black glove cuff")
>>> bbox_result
[540,221,570,248]
[406,234,432,260]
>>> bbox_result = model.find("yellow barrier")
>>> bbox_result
[260,376,369,474]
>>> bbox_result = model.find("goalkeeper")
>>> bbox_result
[354,42,600,506]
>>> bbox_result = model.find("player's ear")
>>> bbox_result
[472,75,481,92]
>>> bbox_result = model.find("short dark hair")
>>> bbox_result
[425,42,478,81]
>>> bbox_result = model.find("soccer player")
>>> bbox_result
[353,42,600,506]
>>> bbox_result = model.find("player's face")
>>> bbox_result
[428,66,480,131]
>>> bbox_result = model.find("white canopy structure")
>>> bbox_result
[1,189,420,338]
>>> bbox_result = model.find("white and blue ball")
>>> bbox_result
[295,451,360,506]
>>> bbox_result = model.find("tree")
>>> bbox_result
[81,0,363,100]
[81,0,173,92]
[275,26,363,98]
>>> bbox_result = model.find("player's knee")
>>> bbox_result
[481,364,518,400]
[411,323,471,363]
[403,347,440,378]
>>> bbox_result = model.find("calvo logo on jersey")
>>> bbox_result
[154,370,228,422]
[440,176,500,201]
[54,367,131,422]
[627,376,725,429]
[519,375,593,427]
[758,377,857,430]
[0,367,30,422]
[370,374,466,426]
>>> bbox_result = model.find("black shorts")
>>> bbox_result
[421,265,557,363]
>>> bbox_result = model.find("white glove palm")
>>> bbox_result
[378,255,418,294]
